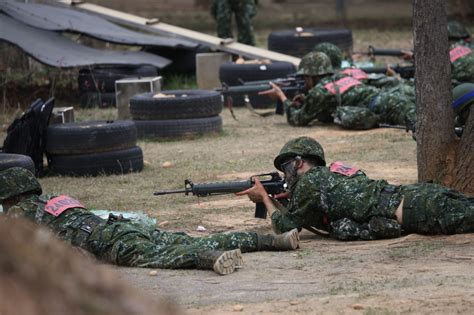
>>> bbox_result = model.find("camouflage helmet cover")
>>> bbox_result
[447,20,470,40]
[274,137,326,171]
[452,83,474,113]
[296,52,334,76]
[313,42,343,69]
[0,167,42,202]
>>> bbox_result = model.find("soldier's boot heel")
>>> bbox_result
[197,249,243,275]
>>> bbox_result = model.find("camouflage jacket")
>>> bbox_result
[450,44,474,84]
[285,74,379,126]
[271,164,402,240]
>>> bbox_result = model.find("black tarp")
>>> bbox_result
[0,13,171,69]
[0,0,198,49]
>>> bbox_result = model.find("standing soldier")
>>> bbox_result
[211,0,257,46]
[0,167,299,275]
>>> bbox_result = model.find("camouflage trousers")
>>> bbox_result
[401,183,474,235]
[83,220,258,269]
[333,90,416,130]
[211,0,256,45]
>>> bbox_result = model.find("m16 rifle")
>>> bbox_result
[216,76,306,115]
[367,45,413,58]
[154,172,287,219]
[358,64,415,79]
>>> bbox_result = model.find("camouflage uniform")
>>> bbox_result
[0,168,301,272]
[450,43,474,85]
[211,0,256,46]
[452,83,473,128]
[271,137,474,240]
[285,52,416,129]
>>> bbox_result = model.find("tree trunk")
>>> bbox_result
[414,0,473,195]
[413,1,453,183]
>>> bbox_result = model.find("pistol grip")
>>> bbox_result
[254,202,267,219]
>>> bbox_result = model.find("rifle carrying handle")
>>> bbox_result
[254,202,267,219]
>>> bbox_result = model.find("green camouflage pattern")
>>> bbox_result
[0,167,41,201]
[333,106,380,130]
[211,0,256,46]
[297,52,334,76]
[450,43,474,84]
[271,165,474,240]
[312,42,343,69]
[274,136,326,170]
[4,193,259,269]
[285,73,416,129]
[452,83,473,127]
[447,20,470,40]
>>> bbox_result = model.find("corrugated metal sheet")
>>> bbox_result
[0,0,197,49]
[0,13,171,69]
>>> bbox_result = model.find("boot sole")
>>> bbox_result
[286,229,300,250]
[213,249,243,275]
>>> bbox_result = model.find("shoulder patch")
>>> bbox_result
[44,195,85,217]
[450,46,472,63]
[329,161,360,176]
[324,77,362,95]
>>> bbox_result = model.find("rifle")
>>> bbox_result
[358,64,415,79]
[216,76,305,115]
[154,172,287,219]
[367,45,412,57]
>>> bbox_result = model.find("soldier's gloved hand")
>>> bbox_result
[360,217,402,240]
[329,218,361,241]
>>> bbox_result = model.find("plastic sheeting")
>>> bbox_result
[0,13,171,69]
[0,0,197,49]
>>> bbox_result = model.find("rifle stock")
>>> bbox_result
[154,172,287,219]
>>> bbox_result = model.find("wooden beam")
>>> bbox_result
[56,0,301,66]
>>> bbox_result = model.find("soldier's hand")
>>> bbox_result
[235,178,268,203]
[259,82,287,102]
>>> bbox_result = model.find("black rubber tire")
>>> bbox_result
[79,92,116,108]
[78,65,158,93]
[219,61,296,108]
[130,90,223,120]
[134,116,222,139]
[268,28,353,58]
[0,153,35,173]
[46,120,137,155]
[48,146,144,177]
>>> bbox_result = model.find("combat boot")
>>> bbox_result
[257,228,300,251]
[196,249,243,275]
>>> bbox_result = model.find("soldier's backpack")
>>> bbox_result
[2,98,55,176]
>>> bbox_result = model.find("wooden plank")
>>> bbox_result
[56,0,301,66]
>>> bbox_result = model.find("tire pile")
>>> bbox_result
[77,65,158,108]
[46,121,144,176]
[0,153,35,173]
[219,61,296,108]
[129,90,223,139]
[268,28,353,58]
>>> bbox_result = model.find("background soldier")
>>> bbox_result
[0,167,299,275]
[237,136,474,241]
[259,51,416,130]
[211,0,257,46]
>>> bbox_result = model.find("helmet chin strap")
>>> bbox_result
[284,156,302,188]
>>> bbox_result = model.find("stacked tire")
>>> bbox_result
[77,65,158,108]
[268,28,353,58]
[219,61,296,108]
[0,153,35,173]
[46,121,143,176]
[129,90,223,140]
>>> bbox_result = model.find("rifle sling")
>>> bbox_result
[303,225,330,238]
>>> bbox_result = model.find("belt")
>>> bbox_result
[378,184,402,218]
[71,215,103,248]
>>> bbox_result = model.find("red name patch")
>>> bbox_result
[341,68,369,80]
[44,195,85,217]
[450,46,472,63]
[329,161,360,177]
[324,77,362,95]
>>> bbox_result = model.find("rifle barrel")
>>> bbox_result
[153,189,189,196]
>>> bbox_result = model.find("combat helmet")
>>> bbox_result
[296,52,334,76]
[0,167,42,202]
[452,83,474,113]
[313,42,343,69]
[447,20,470,40]
[274,137,326,171]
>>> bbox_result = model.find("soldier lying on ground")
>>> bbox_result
[259,51,417,130]
[0,167,299,275]
[236,137,473,240]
